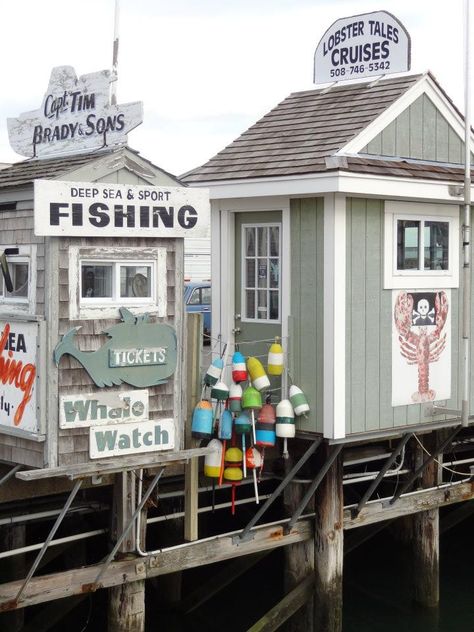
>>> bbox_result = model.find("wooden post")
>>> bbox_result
[284,450,315,631]
[411,432,440,608]
[108,471,145,632]
[184,313,202,541]
[313,443,343,632]
[0,524,26,632]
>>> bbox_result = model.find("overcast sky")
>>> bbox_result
[0,0,468,176]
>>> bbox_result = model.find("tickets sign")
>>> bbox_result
[314,11,410,84]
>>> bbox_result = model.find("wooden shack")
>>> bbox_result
[0,146,206,469]
[183,70,473,442]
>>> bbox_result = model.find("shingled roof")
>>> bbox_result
[0,146,181,191]
[182,73,425,183]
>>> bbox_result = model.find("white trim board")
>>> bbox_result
[323,193,346,440]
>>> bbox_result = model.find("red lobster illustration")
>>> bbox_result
[394,291,449,403]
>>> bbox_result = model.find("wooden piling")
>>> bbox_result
[284,451,315,631]
[313,443,343,632]
[0,524,26,632]
[411,432,440,608]
[108,471,145,632]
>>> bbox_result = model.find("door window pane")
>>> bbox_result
[257,227,267,256]
[246,228,255,256]
[246,260,256,287]
[397,220,419,270]
[269,259,279,288]
[82,264,113,298]
[424,221,449,270]
[269,226,279,257]
[257,259,267,287]
[188,288,201,305]
[269,290,279,319]
[257,290,267,319]
[120,265,152,298]
[201,287,211,304]
[246,290,255,319]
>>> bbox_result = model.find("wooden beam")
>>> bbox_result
[344,481,474,529]
[246,575,314,632]
[16,447,214,481]
[0,522,312,612]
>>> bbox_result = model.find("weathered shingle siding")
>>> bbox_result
[56,236,179,466]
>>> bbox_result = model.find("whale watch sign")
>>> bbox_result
[7,66,142,158]
[314,11,410,84]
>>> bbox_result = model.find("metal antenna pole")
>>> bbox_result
[110,0,120,105]
[463,0,472,427]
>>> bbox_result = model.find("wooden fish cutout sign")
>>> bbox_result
[54,308,177,388]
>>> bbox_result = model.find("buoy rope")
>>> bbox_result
[413,433,473,478]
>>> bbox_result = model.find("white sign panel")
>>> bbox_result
[34,180,210,238]
[8,66,143,159]
[392,290,451,407]
[314,11,410,84]
[90,418,175,458]
[0,320,40,433]
[59,389,149,429]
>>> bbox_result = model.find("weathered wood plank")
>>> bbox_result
[344,481,474,529]
[0,522,312,611]
[16,447,215,481]
[246,575,314,632]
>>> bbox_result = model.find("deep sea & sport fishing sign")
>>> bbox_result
[314,11,410,84]
[34,180,210,238]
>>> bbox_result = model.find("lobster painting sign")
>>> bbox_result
[392,290,451,406]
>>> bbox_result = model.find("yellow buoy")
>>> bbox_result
[247,356,270,391]
[267,337,284,375]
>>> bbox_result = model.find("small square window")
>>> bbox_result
[81,264,113,298]
[0,250,32,310]
[384,202,459,289]
[120,265,152,298]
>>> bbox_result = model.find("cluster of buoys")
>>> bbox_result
[192,339,310,514]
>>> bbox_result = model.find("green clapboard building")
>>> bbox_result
[183,71,474,442]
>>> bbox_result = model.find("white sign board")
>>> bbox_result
[8,66,143,159]
[314,11,410,84]
[0,320,40,434]
[34,180,210,238]
[59,389,149,429]
[89,418,175,458]
[392,290,451,407]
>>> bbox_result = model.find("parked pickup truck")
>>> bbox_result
[184,281,211,343]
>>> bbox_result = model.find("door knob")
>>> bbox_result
[235,313,241,320]
[232,327,241,335]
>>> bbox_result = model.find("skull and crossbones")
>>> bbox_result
[412,298,435,325]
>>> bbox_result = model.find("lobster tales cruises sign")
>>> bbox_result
[314,11,410,84]
[7,66,143,159]
[34,179,210,238]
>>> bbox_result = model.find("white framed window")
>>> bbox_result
[0,245,36,315]
[81,261,155,303]
[242,223,281,323]
[69,246,167,320]
[384,201,459,289]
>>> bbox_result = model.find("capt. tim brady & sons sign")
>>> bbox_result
[7,66,142,158]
